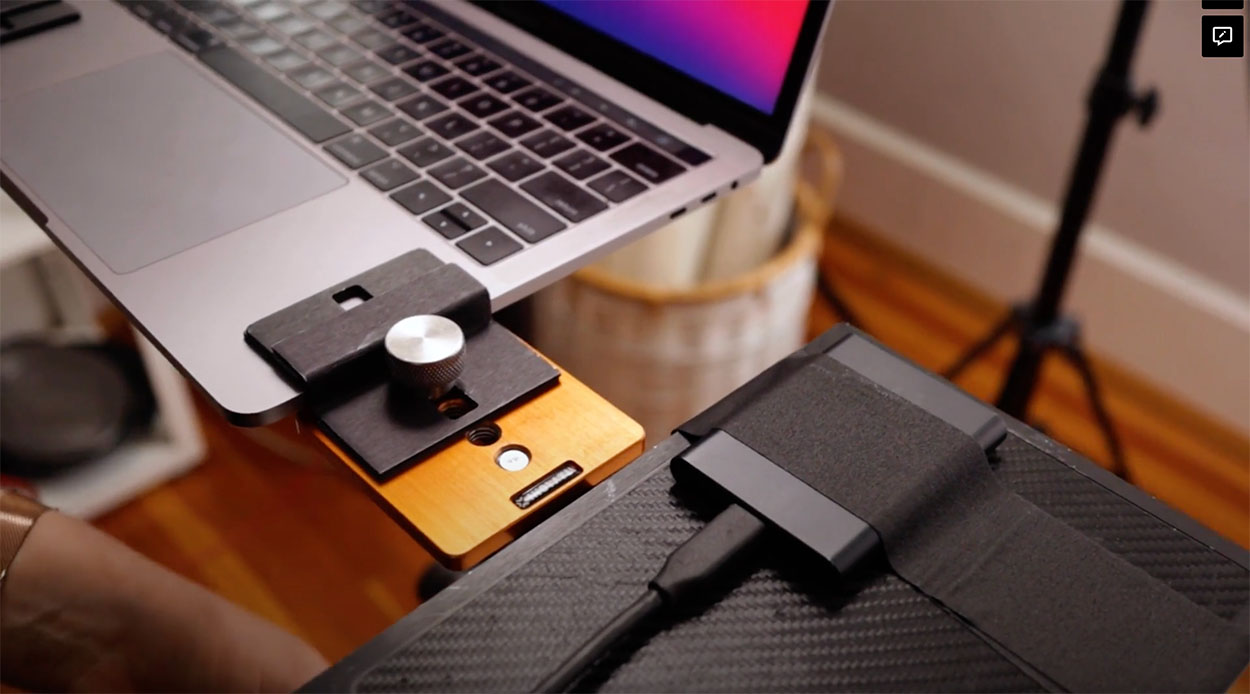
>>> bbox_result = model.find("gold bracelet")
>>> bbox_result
[1,489,49,587]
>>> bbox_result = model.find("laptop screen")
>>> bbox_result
[538,0,811,115]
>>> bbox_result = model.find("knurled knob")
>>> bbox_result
[384,315,466,399]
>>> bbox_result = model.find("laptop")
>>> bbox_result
[0,0,831,425]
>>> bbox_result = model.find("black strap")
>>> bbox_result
[700,356,1246,692]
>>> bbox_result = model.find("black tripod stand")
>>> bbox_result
[945,0,1158,479]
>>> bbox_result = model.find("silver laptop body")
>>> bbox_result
[1,0,829,424]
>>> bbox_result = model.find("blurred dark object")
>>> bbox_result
[0,0,79,44]
[1,340,155,477]
[417,562,464,601]
[946,0,1159,480]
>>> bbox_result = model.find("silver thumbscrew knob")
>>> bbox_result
[384,315,466,399]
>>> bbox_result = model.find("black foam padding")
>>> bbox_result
[708,357,1246,692]
[342,432,1249,692]
[318,323,558,479]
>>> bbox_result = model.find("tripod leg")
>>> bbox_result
[1063,344,1128,479]
[944,312,1015,380]
[816,269,862,328]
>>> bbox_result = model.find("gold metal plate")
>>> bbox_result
[315,354,644,569]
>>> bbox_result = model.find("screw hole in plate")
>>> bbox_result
[437,393,477,420]
[465,421,501,446]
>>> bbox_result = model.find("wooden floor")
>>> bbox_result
[92,216,1250,666]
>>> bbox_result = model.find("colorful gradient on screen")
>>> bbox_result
[541,0,810,114]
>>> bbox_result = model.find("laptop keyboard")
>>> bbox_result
[117,0,713,267]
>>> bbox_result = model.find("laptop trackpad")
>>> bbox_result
[0,51,345,274]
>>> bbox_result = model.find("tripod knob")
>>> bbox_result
[385,314,466,399]
[1134,88,1159,127]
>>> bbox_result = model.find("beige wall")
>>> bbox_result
[817,0,1249,296]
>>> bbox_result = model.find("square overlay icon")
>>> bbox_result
[1203,15,1244,58]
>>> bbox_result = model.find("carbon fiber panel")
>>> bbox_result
[354,434,1248,692]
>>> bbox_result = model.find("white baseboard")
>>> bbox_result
[812,95,1250,434]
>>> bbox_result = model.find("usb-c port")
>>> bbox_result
[701,192,717,204]
[670,208,686,220]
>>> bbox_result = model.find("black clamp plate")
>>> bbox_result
[246,250,558,479]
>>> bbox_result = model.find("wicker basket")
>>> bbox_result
[531,133,842,443]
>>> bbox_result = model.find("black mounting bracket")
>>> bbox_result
[246,250,558,479]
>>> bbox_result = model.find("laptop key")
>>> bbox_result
[391,180,451,215]
[270,14,315,35]
[265,50,307,72]
[577,123,630,152]
[150,7,189,36]
[404,60,449,83]
[369,118,421,146]
[216,17,261,39]
[521,129,574,159]
[455,131,509,161]
[199,46,349,143]
[460,93,508,119]
[319,43,363,67]
[398,137,454,167]
[521,172,607,223]
[545,105,595,132]
[369,77,417,102]
[422,211,465,239]
[249,1,288,22]
[397,94,449,121]
[174,26,220,53]
[361,158,418,191]
[462,179,566,243]
[341,99,390,126]
[401,22,444,44]
[611,143,684,185]
[328,12,368,34]
[430,76,478,100]
[457,227,522,266]
[242,34,284,56]
[315,82,361,107]
[487,150,544,182]
[444,202,486,231]
[673,146,711,166]
[289,63,336,89]
[455,54,502,77]
[553,149,609,180]
[353,0,391,13]
[377,8,418,28]
[428,38,471,60]
[325,133,386,169]
[514,87,562,113]
[191,3,238,24]
[426,112,478,140]
[488,110,541,138]
[429,157,486,190]
[485,71,530,94]
[351,28,391,51]
[587,170,646,203]
[294,28,336,50]
[343,59,388,84]
[126,0,160,20]
[376,43,421,65]
[306,1,347,20]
